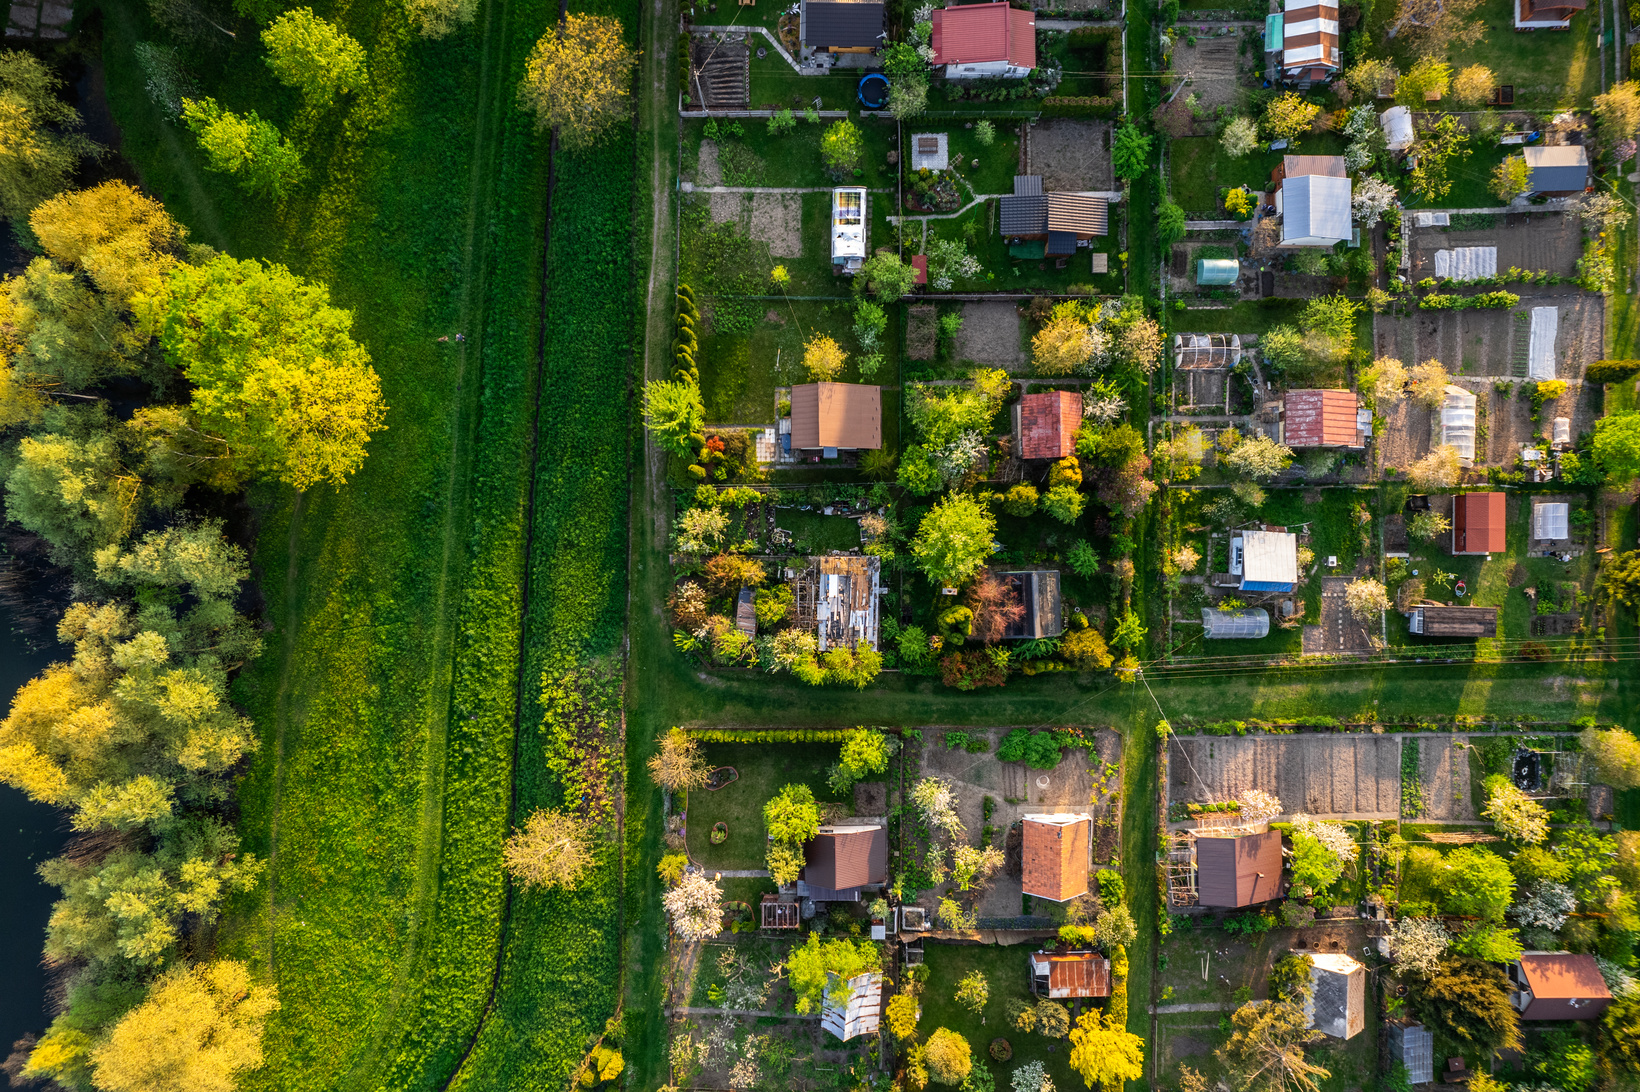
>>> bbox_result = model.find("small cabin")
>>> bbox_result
[1406,604,1498,638]
[1020,814,1091,902]
[1282,389,1366,449]
[1195,830,1284,907]
[1509,952,1613,1020]
[1452,493,1505,556]
[1232,530,1299,593]
[1304,953,1366,1039]
[799,823,888,900]
[1029,950,1111,999]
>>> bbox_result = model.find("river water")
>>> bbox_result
[0,602,70,1052]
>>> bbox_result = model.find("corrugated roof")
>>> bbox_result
[1202,607,1270,638]
[802,0,885,47]
[1281,0,1338,69]
[804,825,888,890]
[1453,492,1506,554]
[1519,953,1612,1002]
[1412,605,1498,637]
[1048,193,1108,235]
[821,972,883,1040]
[1282,174,1352,244]
[931,1,1035,67]
[1014,175,1043,196]
[1021,815,1090,902]
[736,586,757,636]
[1241,530,1299,588]
[1284,154,1347,178]
[1000,194,1048,236]
[791,382,882,450]
[1196,831,1283,907]
[1284,389,1360,448]
[1031,951,1111,998]
[1018,391,1081,459]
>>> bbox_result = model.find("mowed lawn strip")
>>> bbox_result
[685,741,850,871]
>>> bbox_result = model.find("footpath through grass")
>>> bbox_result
[100,0,554,1088]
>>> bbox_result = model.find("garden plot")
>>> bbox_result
[1371,296,1603,383]
[1168,735,1401,821]
[1169,34,1247,112]
[1301,575,1376,657]
[1374,375,1602,472]
[1404,735,1478,821]
[1026,119,1115,191]
[749,192,803,257]
[953,301,1027,370]
[1406,214,1582,283]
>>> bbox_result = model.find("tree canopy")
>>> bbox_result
[1068,1010,1145,1090]
[1593,412,1640,482]
[1407,955,1521,1054]
[0,51,100,236]
[642,378,705,459]
[181,98,302,195]
[911,493,997,589]
[518,15,639,149]
[1217,1001,1330,1092]
[788,933,880,1014]
[263,8,369,106]
[502,808,592,890]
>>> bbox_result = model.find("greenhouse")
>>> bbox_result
[1201,607,1271,638]
[1197,258,1239,286]
[1440,385,1477,461]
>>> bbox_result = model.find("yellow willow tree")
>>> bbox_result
[518,15,640,150]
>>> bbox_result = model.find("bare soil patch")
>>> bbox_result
[907,304,938,359]
[954,300,1027,369]
[1407,213,1581,282]
[710,189,747,225]
[697,138,723,186]
[1027,119,1115,191]
[1169,735,1400,820]
[749,191,802,257]
[1372,295,1604,383]
[1170,35,1247,111]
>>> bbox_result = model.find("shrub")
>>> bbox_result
[989,1037,1012,1062]
[1589,359,1640,384]
[925,1028,972,1085]
[1034,1000,1070,1038]
[1006,998,1036,1033]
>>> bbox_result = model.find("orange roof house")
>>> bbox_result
[1021,814,1090,902]
[1196,831,1284,908]
[801,824,888,899]
[1452,492,1505,555]
[930,1,1036,77]
[1283,389,1364,448]
[1015,390,1082,460]
[1030,950,1111,998]
[791,382,882,451]
[1510,953,1613,1020]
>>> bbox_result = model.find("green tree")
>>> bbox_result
[1593,412,1640,482]
[821,119,864,174]
[1395,57,1451,105]
[1594,80,1640,141]
[263,8,369,106]
[1041,483,1086,524]
[1409,115,1470,204]
[763,782,821,844]
[517,14,639,150]
[925,1028,972,1085]
[1262,92,1321,142]
[1301,294,1360,344]
[1407,955,1521,1054]
[1068,1010,1145,1091]
[911,493,997,589]
[1111,610,1146,650]
[1158,200,1186,246]
[159,255,387,490]
[836,728,892,781]
[642,378,705,458]
[858,251,918,302]
[1603,992,1640,1078]
[94,519,248,601]
[1436,846,1515,921]
[955,970,989,1013]
[2,257,139,391]
[1448,923,1523,963]
[85,960,278,1092]
[787,933,879,1014]
[1221,115,1259,158]
[180,98,302,195]
[4,428,140,565]
[1490,155,1530,202]
[1224,435,1295,479]
[1112,123,1152,180]
[1584,725,1640,787]
[0,51,100,239]
[1217,1001,1330,1092]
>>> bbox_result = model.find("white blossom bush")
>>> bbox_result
[933,430,987,485]
[1352,176,1398,229]
[1013,1060,1054,1092]
[1237,790,1283,826]
[1598,957,1638,997]
[926,237,982,290]
[1390,915,1450,976]
[664,871,725,940]
[1343,104,1377,139]
[1290,814,1358,862]
[912,776,965,838]
[1482,781,1549,844]
[1509,882,1577,931]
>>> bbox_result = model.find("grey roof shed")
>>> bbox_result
[1524,146,1588,193]
[1389,1023,1434,1085]
[802,0,886,47]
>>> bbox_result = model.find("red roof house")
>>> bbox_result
[931,1,1036,77]
[1452,492,1505,555]
[1021,814,1090,902]
[1510,953,1613,1020]
[1283,389,1363,448]
[1015,390,1081,460]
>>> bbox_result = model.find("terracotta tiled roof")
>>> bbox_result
[1520,953,1612,1001]
[1021,816,1089,902]
[931,2,1035,67]
[1453,492,1505,554]
[791,382,882,450]
[1283,389,1359,448]
[804,826,888,890]
[1283,154,1347,179]
[1018,391,1081,459]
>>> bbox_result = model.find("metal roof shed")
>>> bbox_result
[801,0,886,48]
[1195,831,1284,906]
[1523,146,1588,194]
[1201,607,1270,638]
[1305,953,1367,1039]
[1197,258,1239,285]
[1533,501,1569,540]
[1281,170,1351,246]
[1264,12,1283,50]
[821,972,883,1040]
[1237,530,1299,592]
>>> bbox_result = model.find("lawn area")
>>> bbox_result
[1381,0,1602,112]
[685,741,852,870]
[915,941,1085,1092]
[748,53,878,113]
[696,299,900,426]
[1403,141,1512,210]
[1172,299,1308,333]
[685,113,901,189]
[906,120,1025,199]
[924,201,1125,294]
[779,508,869,553]
[1170,133,1347,215]
[1608,175,1640,357]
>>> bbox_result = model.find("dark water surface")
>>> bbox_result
[0,603,70,1051]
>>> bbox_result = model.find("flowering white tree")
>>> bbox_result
[1290,815,1359,862]
[1237,790,1283,826]
[1013,1060,1055,1092]
[1390,915,1450,976]
[1483,781,1549,844]
[676,506,729,553]
[1352,176,1398,228]
[664,871,724,940]
[926,237,982,290]
[912,776,965,838]
[1344,578,1390,621]
[933,431,987,485]
[1082,379,1126,424]
[1509,882,1576,930]
[1220,116,1259,158]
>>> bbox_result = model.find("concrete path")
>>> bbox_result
[711,869,770,878]
[672,1007,819,1019]
[680,183,895,194]
[1186,219,1248,230]
[1151,1002,1237,1014]
[1035,17,1121,28]
[690,24,801,71]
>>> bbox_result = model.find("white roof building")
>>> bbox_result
[1233,530,1300,592]
[1533,501,1569,540]
[1380,106,1413,151]
[1279,157,1351,247]
[1304,953,1366,1039]
[831,188,867,271]
[821,972,883,1040]
[1441,385,1477,461]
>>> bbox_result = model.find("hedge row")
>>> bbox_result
[687,728,854,742]
[1589,359,1640,383]
[1419,290,1519,310]
[1040,96,1118,117]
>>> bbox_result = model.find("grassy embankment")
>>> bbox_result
[99,0,572,1087]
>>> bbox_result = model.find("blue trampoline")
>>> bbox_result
[857,73,889,109]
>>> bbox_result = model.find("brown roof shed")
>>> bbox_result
[803,825,888,891]
[1452,492,1506,555]
[1196,831,1284,907]
[1410,604,1497,638]
[1515,953,1613,1020]
[1017,391,1082,460]
[1284,389,1361,448]
[1030,951,1111,998]
[791,382,882,450]
[1021,815,1090,902]
[1046,193,1109,237]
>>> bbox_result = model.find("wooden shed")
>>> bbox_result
[1195,830,1283,907]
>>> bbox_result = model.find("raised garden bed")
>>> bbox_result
[705,766,739,790]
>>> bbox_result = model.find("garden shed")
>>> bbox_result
[1440,385,1477,461]
[821,971,884,1040]
[1516,0,1585,28]
[1000,175,1108,255]
[1194,830,1283,907]
[1379,106,1413,151]
[1197,258,1239,285]
[1509,952,1612,1020]
[1523,146,1588,195]
[799,0,885,51]
[1029,951,1111,998]
[1282,389,1365,448]
[790,382,882,452]
[1533,501,1569,540]
[1201,607,1270,638]
[1304,952,1366,1039]
[1021,814,1091,902]
[1277,156,1350,246]
[800,824,888,900]
[1452,492,1505,555]
[1406,604,1498,637]
[1014,390,1082,460]
[1233,530,1299,592]
[1388,1023,1434,1084]
[1000,570,1064,639]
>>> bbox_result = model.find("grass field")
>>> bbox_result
[1169,134,1348,215]
[1404,142,1513,211]
[686,741,849,870]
